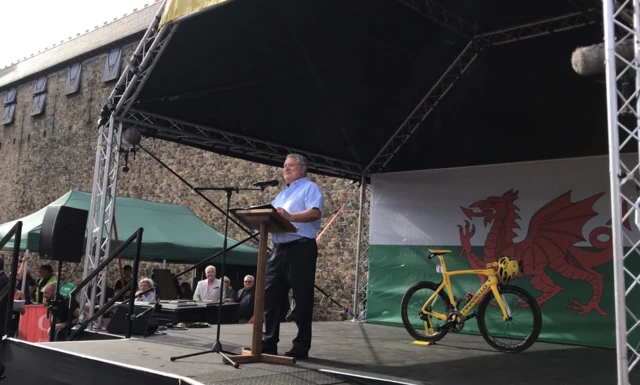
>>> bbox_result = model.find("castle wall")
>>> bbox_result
[0,41,364,321]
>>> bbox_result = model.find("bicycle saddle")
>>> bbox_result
[428,249,452,259]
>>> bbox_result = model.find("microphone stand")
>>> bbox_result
[131,294,162,337]
[130,287,159,317]
[169,185,261,368]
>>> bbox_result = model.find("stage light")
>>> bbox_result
[123,127,142,146]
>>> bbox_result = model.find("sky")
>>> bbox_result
[0,0,153,67]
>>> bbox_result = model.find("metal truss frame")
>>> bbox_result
[352,178,370,322]
[602,0,640,383]
[365,11,595,175]
[87,4,601,328]
[80,1,175,326]
[477,11,594,45]
[365,40,479,174]
[117,109,365,180]
[393,0,478,39]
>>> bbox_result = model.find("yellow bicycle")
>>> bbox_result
[400,249,542,353]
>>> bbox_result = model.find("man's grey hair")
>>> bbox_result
[286,154,308,167]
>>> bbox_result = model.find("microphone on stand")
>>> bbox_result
[253,180,279,191]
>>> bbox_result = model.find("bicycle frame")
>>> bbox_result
[421,255,511,323]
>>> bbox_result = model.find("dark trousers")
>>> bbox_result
[262,238,317,352]
[53,326,69,342]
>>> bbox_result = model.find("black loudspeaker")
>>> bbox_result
[107,305,159,336]
[39,206,88,263]
[152,269,180,300]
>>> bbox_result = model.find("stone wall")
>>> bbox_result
[0,42,366,321]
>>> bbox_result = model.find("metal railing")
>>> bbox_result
[0,221,22,339]
[66,228,143,340]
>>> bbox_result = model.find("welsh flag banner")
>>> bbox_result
[367,154,640,348]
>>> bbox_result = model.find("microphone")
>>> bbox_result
[253,180,279,190]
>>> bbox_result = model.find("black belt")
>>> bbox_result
[274,237,312,248]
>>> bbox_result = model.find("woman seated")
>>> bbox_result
[223,276,235,302]
[135,278,156,302]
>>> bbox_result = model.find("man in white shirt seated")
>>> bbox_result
[193,265,221,302]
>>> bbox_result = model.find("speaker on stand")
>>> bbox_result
[106,304,159,336]
[38,205,88,341]
[39,206,88,263]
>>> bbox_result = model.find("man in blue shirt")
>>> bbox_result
[262,154,324,359]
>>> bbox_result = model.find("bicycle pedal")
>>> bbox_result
[412,341,437,346]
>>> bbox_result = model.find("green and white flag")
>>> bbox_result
[367,154,640,348]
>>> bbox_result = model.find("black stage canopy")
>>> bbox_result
[122,0,607,179]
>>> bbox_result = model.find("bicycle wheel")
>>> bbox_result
[476,284,542,353]
[401,281,452,342]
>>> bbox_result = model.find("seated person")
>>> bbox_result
[179,282,193,299]
[42,283,79,341]
[114,265,136,301]
[135,278,156,302]
[235,275,255,323]
[223,276,235,302]
[193,265,221,302]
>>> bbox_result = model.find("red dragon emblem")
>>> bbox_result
[458,189,630,316]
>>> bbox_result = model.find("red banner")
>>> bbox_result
[17,305,49,342]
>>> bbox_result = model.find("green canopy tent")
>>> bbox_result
[0,190,258,266]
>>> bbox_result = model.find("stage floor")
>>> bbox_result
[43,321,635,385]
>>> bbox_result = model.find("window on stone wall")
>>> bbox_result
[3,88,16,105]
[30,94,46,116]
[31,76,48,116]
[2,87,17,125]
[33,76,47,94]
[64,63,82,95]
[2,103,16,125]
[103,48,122,83]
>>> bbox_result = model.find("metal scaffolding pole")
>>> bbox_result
[351,180,370,321]
[352,176,367,321]
[79,1,174,327]
[602,0,640,383]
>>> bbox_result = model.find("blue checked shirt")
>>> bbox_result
[271,177,324,244]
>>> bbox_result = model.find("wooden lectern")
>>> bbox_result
[227,208,297,365]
